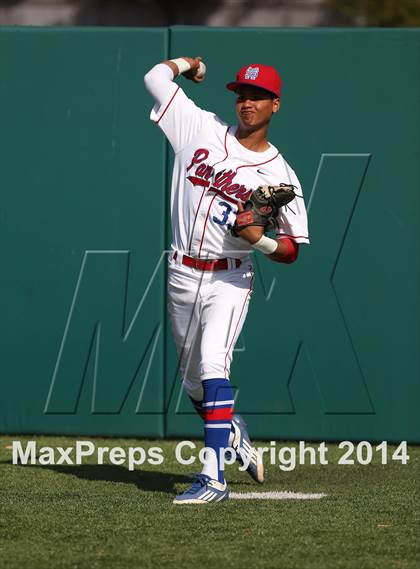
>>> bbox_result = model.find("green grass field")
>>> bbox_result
[0,436,419,569]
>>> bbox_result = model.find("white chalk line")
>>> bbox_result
[230,491,327,500]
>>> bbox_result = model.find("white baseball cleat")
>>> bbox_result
[231,414,265,484]
[173,474,229,505]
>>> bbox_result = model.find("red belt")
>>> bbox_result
[173,251,241,271]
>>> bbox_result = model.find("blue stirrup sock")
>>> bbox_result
[200,378,234,483]
[188,394,236,446]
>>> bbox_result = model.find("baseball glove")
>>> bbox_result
[231,184,296,236]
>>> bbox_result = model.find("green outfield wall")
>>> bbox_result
[0,27,419,442]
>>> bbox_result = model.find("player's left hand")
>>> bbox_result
[235,201,265,244]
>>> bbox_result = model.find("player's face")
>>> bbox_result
[235,86,280,131]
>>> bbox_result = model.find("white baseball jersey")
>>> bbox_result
[150,80,310,260]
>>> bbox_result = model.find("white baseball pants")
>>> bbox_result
[167,253,254,399]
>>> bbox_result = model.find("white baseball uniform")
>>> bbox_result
[145,63,309,400]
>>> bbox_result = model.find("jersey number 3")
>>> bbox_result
[213,201,233,227]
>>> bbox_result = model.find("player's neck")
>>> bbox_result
[235,125,270,152]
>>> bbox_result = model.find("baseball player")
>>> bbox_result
[144,56,309,505]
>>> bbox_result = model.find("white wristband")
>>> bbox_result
[170,58,191,75]
[252,235,278,255]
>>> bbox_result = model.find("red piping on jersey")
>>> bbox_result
[206,188,238,205]
[189,128,229,255]
[210,128,229,171]
[235,151,280,173]
[198,194,218,258]
[187,186,208,252]
[223,275,254,378]
[156,86,180,124]
[223,128,228,161]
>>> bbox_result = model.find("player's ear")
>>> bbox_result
[272,98,281,113]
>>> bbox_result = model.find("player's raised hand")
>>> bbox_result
[165,56,206,83]
[182,57,206,83]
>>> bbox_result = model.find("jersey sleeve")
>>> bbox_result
[275,161,310,244]
[149,82,216,155]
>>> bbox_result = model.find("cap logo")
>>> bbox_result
[244,66,259,80]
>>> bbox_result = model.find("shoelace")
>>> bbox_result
[185,473,211,494]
